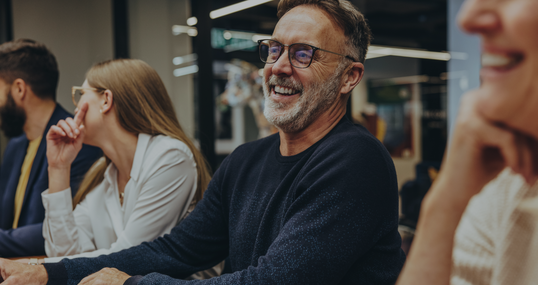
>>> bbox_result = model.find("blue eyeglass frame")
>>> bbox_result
[258,39,358,69]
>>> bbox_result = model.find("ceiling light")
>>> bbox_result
[173,65,199,77]
[186,17,198,26]
[367,45,452,61]
[210,0,273,19]
[251,34,271,42]
[173,54,198,66]
[172,25,198,37]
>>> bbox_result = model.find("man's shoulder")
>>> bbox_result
[48,104,73,123]
[318,119,389,156]
[5,134,28,148]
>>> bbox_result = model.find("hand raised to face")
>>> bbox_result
[435,90,538,203]
[46,102,89,169]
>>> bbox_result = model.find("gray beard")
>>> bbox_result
[263,63,346,133]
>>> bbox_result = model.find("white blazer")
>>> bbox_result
[42,133,197,262]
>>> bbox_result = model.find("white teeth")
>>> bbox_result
[481,53,512,67]
[274,86,297,95]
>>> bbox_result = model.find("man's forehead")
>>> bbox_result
[273,5,343,46]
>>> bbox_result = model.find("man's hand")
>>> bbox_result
[78,268,131,285]
[0,258,48,285]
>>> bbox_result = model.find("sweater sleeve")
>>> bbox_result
[48,137,403,284]
[126,137,403,285]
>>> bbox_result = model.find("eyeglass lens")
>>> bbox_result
[259,40,314,68]
[73,89,83,105]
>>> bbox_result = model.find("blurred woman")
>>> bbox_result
[398,0,538,284]
[40,59,212,264]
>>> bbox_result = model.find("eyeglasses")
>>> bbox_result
[71,86,103,106]
[258,39,357,69]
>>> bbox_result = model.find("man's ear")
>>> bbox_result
[339,62,365,95]
[11,78,28,104]
[101,90,114,114]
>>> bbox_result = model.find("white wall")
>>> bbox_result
[12,0,114,111]
[447,0,480,136]
[129,0,195,138]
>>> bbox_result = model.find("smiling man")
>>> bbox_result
[0,1,405,284]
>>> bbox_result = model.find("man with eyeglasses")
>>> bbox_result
[0,1,404,284]
[0,39,101,258]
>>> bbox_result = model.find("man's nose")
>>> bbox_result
[270,49,293,77]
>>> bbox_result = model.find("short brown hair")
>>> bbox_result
[0,39,59,100]
[277,0,372,63]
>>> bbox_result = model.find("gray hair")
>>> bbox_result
[277,0,372,63]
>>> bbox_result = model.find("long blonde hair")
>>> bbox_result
[73,59,211,207]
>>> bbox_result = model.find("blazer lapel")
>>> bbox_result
[21,104,66,213]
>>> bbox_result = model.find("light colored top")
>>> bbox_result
[42,133,197,263]
[451,168,538,285]
[13,136,42,229]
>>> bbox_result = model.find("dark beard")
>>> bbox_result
[0,91,26,138]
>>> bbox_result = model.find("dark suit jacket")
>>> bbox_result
[0,104,102,257]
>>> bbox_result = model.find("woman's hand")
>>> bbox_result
[397,90,538,285]
[46,102,89,193]
[434,90,538,204]
[46,102,88,169]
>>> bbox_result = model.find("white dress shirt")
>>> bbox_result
[42,133,197,262]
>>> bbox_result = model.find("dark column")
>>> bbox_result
[0,0,13,44]
[0,0,13,160]
[350,0,366,13]
[112,0,129,59]
[192,0,216,171]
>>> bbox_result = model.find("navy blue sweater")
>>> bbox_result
[44,117,405,284]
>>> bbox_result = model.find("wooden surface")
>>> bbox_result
[7,255,46,261]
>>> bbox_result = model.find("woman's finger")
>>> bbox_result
[476,122,520,173]
[65,117,80,136]
[57,120,75,138]
[518,135,533,183]
[74,102,89,126]
[48,125,67,137]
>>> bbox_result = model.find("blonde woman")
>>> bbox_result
[39,59,211,264]
[398,0,538,284]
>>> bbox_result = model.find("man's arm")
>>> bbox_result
[0,258,48,285]
[47,138,403,284]
[0,224,45,257]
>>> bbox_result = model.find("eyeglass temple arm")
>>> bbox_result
[317,48,358,62]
